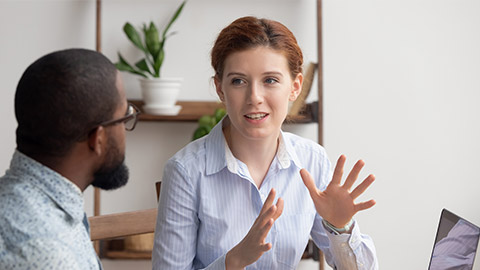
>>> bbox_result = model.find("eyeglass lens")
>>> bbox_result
[125,117,135,130]
[124,104,138,131]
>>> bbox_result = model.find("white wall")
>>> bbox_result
[1,0,479,269]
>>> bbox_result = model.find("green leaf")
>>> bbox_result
[164,31,178,39]
[141,24,155,67]
[135,58,153,76]
[198,115,216,128]
[145,22,161,60]
[153,48,164,77]
[192,126,210,141]
[214,108,226,123]
[162,0,186,39]
[115,53,148,78]
[123,23,147,53]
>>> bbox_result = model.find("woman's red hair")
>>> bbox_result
[211,16,303,80]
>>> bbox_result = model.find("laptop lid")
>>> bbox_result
[428,209,480,270]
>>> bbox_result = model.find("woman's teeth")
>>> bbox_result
[245,113,267,120]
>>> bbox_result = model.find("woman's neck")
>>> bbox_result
[223,121,280,188]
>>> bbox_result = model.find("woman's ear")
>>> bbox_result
[214,76,225,102]
[289,73,304,101]
[87,126,105,156]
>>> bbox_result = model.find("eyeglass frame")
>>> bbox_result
[97,102,141,131]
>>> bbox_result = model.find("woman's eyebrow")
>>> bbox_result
[226,71,284,77]
[262,71,283,77]
[226,72,246,77]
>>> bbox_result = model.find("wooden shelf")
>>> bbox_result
[130,100,316,124]
[130,100,224,122]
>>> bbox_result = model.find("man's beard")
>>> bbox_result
[91,137,129,190]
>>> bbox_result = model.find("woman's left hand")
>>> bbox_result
[300,155,376,229]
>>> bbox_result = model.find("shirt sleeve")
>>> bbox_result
[0,238,84,270]
[309,148,379,270]
[152,160,227,270]
[152,159,198,269]
[315,218,379,270]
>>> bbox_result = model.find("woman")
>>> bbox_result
[153,16,378,270]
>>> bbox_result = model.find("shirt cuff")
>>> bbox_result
[324,219,363,251]
[203,253,227,270]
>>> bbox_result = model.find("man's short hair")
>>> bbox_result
[15,48,120,157]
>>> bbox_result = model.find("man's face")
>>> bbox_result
[91,72,129,190]
[91,134,128,190]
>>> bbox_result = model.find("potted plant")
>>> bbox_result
[192,108,226,140]
[115,0,186,115]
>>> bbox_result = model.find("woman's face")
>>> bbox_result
[215,46,303,142]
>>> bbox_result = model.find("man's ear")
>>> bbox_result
[87,126,106,156]
[289,73,304,101]
[214,76,225,102]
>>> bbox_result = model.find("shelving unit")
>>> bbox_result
[94,1,324,268]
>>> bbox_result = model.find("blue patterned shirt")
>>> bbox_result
[153,118,378,270]
[0,151,101,269]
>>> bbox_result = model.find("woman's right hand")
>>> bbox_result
[225,188,284,270]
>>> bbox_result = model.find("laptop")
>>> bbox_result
[428,209,480,270]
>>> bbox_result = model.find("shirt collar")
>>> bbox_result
[205,117,303,175]
[224,138,240,174]
[9,150,85,222]
[205,117,228,175]
[278,131,303,169]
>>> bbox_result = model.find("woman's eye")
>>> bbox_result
[231,78,244,85]
[265,78,278,84]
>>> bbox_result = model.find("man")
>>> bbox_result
[0,49,139,269]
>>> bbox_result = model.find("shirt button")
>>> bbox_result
[260,193,266,201]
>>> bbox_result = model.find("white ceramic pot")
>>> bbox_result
[139,77,183,107]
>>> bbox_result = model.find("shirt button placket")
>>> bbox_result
[260,192,267,203]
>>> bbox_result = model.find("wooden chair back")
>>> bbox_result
[89,208,157,241]
[89,182,161,241]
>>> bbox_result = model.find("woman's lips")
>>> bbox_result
[244,113,268,120]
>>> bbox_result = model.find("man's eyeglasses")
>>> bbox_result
[98,103,140,131]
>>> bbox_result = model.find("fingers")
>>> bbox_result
[254,202,282,251]
[259,188,276,216]
[272,198,284,220]
[260,242,272,252]
[257,189,283,228]
[350,174,375,199]
[231,190,282,268]
[300,169,318,197]
[331,155,346,185]
[258,217,275,241]
[260,198,283,226]
[343,159,365,190]
[354,199,376,212]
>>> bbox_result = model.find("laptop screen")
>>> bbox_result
[428,209,480,270]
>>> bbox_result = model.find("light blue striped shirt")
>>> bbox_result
[153,118,378,270]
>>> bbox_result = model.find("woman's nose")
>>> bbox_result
[246,83,264,105]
